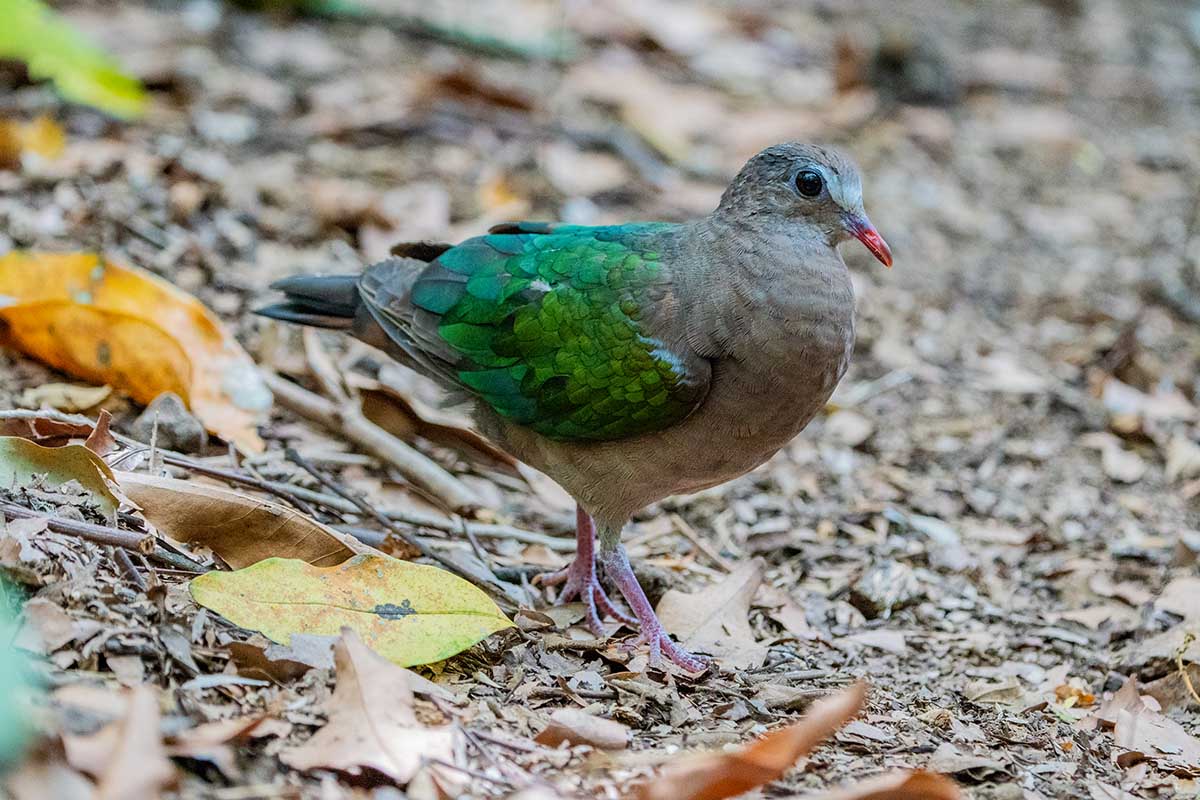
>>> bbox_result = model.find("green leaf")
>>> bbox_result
[0,0,146,119]
[0,437,120,522]
[190,555,513,667]
[0,600,32,767]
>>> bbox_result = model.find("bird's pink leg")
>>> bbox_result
[535,506,635,635]
[598,538,708,673]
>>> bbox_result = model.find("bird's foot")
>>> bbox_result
[535,559,636,636]
[623,618,708,673]
[597,544,708,673]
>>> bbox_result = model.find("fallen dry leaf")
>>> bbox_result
[637,681,868,800]
[17,382,111,413]
[115,470,370,568]
[535,708,629,751]
[280,628,456,784]
[82,410,117,458]
[1079,432,1146,484]
[1085,676,1200,771]
[190,554,513,667]
[0,114,65,169]
[0,410,97,443]
[0,437,121,522]
[15,597,100,654]
[0,251,272,452]
[656,560,768,669]
[227,634,336,682]
[800,769,961,800]
[63,685,176,800]
[1165,435,1200,482]
[3,741,95,800]
[1156,576,1200,623]
[165,714,269,779]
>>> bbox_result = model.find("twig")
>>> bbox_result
[111,546,149,592]
[0,501,206,573]
[139,448,321,519]
[423,758,512,790]
[266,372,480,512]
[670,513,734,572]
[1175,632,1200,708]
[544,636,608,652]
[527,685,617,701]
[833,370,914,407]
[469,730,538,754]
[260,480,572,550]
[0,409,569,553]
[284,449,494,594]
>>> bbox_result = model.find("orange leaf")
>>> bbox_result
[801,770,961,800]
[0,251,271,451]
[638,681,868,800]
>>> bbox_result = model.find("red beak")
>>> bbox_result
[845,214,893,268]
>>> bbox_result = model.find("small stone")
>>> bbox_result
[130,392,208,453]
[168,181,206,221]
[534,709,628,750]
[825,409,874,448]
[848,559,922,619]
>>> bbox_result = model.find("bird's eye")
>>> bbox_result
[795,170,824,198]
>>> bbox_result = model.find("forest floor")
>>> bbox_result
[1,0,1199,798]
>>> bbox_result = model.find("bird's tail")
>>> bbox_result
[256,274,360,330]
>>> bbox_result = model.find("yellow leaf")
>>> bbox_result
[0,436,120,522]
[190,555,513,667]
[0,252,272,452]
[0,115,65,168]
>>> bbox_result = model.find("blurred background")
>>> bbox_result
[2,1,1200,796]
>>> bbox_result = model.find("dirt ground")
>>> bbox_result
[2,0,1200,798]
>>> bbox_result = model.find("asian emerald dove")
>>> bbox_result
[258,143,892,671]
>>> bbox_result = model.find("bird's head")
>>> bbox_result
[716,142,893,268]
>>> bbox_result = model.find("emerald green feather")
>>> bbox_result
[410,223,703,441]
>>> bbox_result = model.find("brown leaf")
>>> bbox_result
[655,560,768,669]
[116,471,373,568]
[63,685,176,800]
[1085,677,1200,770]
[637,681,867,800]
[4,741,95,800]
[165,714,269,779]
[799,770,961,800]
[279,628,456,784]
[83,410,117,457]
[15,598,101,653]
[227,634,336,682]
[534,709,629,751]
[0,412,96,443]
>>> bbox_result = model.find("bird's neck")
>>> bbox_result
[679,216,856,365]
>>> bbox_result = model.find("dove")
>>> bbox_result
[258,142,892,671]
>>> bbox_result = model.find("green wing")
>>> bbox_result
[396,222,710,441]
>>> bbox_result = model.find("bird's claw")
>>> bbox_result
[535,561,635,636]
[623,625,708,673]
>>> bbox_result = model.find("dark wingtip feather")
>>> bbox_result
[255,302,355,330]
